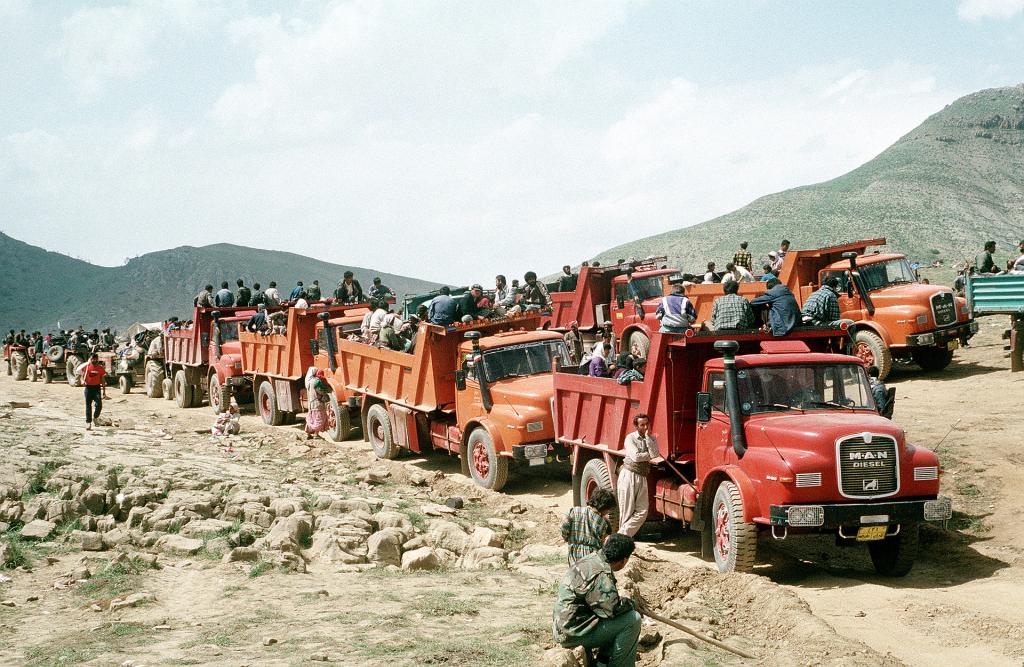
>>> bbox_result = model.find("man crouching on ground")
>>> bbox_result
[553,533,641,667]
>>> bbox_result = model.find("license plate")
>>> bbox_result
[856,525,888,541]
[947,340,959,351]
[528,457,545,467]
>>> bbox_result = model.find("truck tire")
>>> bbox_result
[868,524,920,577]
[710,481,758,573]
[162,377,174,400]
[326,393,352,442]
[66,355,82,386]
[4,358,10,376]
[366,403,399,459]
[146,363,165,398]
[12,352,27,381]
[257,381,284,426]
[174,370,194,409]
[28,363,37,382]
[46,345,64,363]
[579,458,618,530]
[623,331,650,360]
[209,375,226,414]
[911,346,954,373]
[467,427,509,491]
[853,330,892,380]
[43,368,53,384]
[118,375,131,394]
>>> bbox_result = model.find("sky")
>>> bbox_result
[2,0,1023,285]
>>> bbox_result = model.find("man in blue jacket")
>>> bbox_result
[750,278,800,336]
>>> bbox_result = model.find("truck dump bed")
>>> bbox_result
[165,307,256,368]
[240,304,364,380]
[336,314,542,412]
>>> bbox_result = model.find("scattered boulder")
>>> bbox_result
[469,527,504,549]
[401,547,440,571]
[461,546,507,570]
[269,497,305,517]
[179,519,234,539]
[223,547,259,563]
[109,591,154,612]
[156,535,203,556]
[75,531,105,552]
[542,647,580,667]
[258,512,314,554]
[20,519,56,540]
[426,520,469,555]
[366,529,404,567]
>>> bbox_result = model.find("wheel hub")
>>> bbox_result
[260,392,270,418]
[472,441,490,478]
[715,503,731,559]
[855,341,875,366]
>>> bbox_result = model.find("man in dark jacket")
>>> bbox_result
[975,241,1000,274]
[557,265,578,293]
[369,277,395,302]
[246,304,269,334]
[306,280,321,301]
[750,278,800,336]
[214,282,235,307]
[249,283,266,306]
[428,286,458,326]
[236,279,251,307]
[195,285,214,308]
[458,285,488,322]
[335,271,364,303]
[289,281,305,300]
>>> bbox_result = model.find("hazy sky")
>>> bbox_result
[2,0,1023,284]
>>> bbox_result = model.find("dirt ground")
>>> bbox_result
[0,316,1020,666]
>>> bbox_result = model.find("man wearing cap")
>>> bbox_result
[564,321,584,365]
[459,285,488,322]
[335,271,364,303]
[369,277,395,303]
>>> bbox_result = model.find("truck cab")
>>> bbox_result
[816,252,976,376]
[207,312,257,413]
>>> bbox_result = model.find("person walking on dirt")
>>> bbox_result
[617,414,660,537]
[801,276,842,327]
[307,280,322,301]
[264,282,281,306]
[561,488,616,564]
[195,285,214,308]
[235,279,251,307]
[750,278,800,336]
[77,353,107,430]
[553,533,641,667]
[214,282,235,307]
[732,241,752,271]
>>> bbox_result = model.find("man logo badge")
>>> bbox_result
[863,479,879,491]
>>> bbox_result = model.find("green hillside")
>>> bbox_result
[0,233,441,332]
[594,85,1024,274]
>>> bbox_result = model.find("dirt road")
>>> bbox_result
[0,316,1018,665]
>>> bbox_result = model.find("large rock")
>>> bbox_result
[269,498,305,517]
[327,499,373,515]
[426,520,469,555]
[79,488,106,515]
[542,647,581,667]
[109,591,155,612]
[373,511,413,533]
[469,527,504,549]
[366,529,404,567]
[20,519,56,540]
[156,534,203,556]
[125,506,152,528]
[75,531,105,551]
[101,527,130,549]
[306,532,367,565]
[461,546,508,570]
[401,547,440,571]
[179,518,234,539]
[223,547,259,563]
[257,512,313,553]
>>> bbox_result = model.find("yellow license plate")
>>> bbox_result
[856,525,888,541]
[947,340,959,351]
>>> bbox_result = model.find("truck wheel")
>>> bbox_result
[219,385,232,414]
[911,346,954,372]
[467,428,509,491]
[623,331,650,360]
[854,330,892,380]
[174,371,194,409]
[209,375,225,414]
[258,381,284,426]
[146,365,165,398]
[12,352,27,381]
[868,524,920,576]
[43,368,53,384]
[579,458,618,529]
[4,358,9,376]
[118,375,131,394]
[366,404,399,459]
[162,377,174,400]
[28,363,37,382]
[710,481,758,573]
[326,394,352,442]
[66,355,82,386]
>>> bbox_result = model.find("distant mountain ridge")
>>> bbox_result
[0,233,441,332]
[593,85,1024,274]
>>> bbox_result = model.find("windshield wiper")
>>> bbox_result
[755,403,800,412]
[888,279,914,286]
[801,400,856,411]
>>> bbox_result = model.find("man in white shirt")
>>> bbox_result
[721,262,754,284]
[617,414,662,536]
[264,282,281,306]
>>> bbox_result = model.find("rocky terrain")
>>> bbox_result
[0,372,902,666]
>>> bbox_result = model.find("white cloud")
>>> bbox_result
[958,0,1024,20]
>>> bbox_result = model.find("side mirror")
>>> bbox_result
[310,339,319,356]
[616,295,625,309]
[846,280,854,298]
[696,392,712,422]
[455,369,466,391]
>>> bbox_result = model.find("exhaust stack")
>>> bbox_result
[714,340,747,459]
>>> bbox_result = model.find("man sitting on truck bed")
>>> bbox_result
[655,284,696,333]
[521,271,552,311]
[553,534,640,667]
[709,280,755,331]
[750,278,800,336]
[801,276,842,327]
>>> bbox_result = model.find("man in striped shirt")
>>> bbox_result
[561,488,616,564]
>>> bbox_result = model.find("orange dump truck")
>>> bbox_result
[335,314,571,491]
[238,303,368,441]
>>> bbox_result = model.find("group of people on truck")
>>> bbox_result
[354,299,419,352]
[192,271,395,310]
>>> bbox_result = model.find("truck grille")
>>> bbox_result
[837,434,899,499]
[931,292,957,327]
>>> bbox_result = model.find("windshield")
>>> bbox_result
[218,322,240,343]
[859,259,918,291]
[481,340,571,382]
[729,364,875,414]
[615,276,665,302]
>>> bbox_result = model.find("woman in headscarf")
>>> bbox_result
[304,367,331,437]
[612,353,633,380]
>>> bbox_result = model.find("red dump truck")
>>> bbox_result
[334,314,570,491]
[238,304,368,441]
[158,307,263,410]
[554,326,952,576]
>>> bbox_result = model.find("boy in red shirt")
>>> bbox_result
[76,353,106,430]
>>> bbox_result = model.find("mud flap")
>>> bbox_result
[390,404,417,451]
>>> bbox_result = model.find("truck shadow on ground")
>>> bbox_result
[399,453,575,501]
[887,359,1007,382]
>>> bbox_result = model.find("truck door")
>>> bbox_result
[823,270,861,317]
[697,372,734,474]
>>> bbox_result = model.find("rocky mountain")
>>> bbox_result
[0,233,441,332]
[594,85,1024,273]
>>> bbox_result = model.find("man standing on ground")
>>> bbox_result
[552,534,641,667]
[750,278,800,336]
[801,277,842,327]
[617,414,661,537]
[77,353,107,430]
[214,282,235,307]
[732,241,752,271]
[235,279,251,307]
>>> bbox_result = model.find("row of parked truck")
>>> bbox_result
[7,238,968,576]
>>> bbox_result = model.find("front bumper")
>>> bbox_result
[906,320,978,347]
[225,375,251,387]
[511,442,570,465]
[768,496,952,528]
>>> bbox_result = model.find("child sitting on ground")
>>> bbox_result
[212,402,241,436]
[560,488,617,565]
